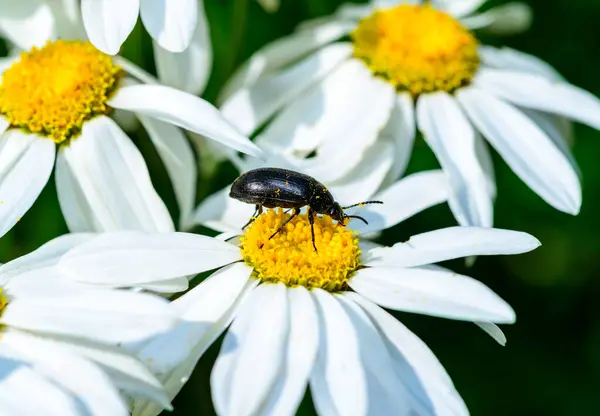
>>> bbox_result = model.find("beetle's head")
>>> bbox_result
[328,203,346,224]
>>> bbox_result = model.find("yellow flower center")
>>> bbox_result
[351,4,479,95]
[240,209,361,292]
[0,40,122,143]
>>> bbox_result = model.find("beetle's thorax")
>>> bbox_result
[308,183,335,213]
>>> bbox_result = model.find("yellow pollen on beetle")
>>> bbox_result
[241,209,361,292]
[351,3,479,95]
[0,40,122,143]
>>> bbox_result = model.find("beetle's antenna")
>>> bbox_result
[342,200,383,209]
[344,215,369,225]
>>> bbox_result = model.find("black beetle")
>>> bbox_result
[229,167,383,252]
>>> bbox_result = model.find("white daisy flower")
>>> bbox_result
[0,232,181,415]
[55,170,541,415]
[0,34,261,239]
[219,0,596,228]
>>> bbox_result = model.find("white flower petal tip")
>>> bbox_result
[350,267,516,323]
[108,85,264,159]
[474,68,600,132]
[349,170,450,234]
[257,0,280,12]
[140,0,198,53]
[364,227,541,268]
[475,322,507,346]
[477,2,533,36]
[153,0,212,95]
[82,0,140,55]
[457,87,581,215]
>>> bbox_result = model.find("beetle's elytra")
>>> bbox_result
[229,167,383,252]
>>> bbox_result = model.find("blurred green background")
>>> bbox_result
[2,0,600,414]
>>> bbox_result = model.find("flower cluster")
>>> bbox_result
[0,0,594,415]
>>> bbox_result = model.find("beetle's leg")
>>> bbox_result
[242,204,262,229]
[268,207,300,241]
[308,208,318,253]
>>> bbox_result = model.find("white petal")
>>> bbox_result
[0,0,54,49]
[56,338,171,409]
[0,131,55,239]
[349,170,450,234]
[220,22,354,102]
[475,68,600,130]
[520,108,579,175]
[350,266,515,323]
[327,141,394,206]
[474,321,507,346]
[347,293,468,415]
[475,132,497,198]
[132,263,256,416]
[0,233,93,280]
[153,0,211,94]
[256,0,280,12]
[212,283,289,416]
[364,226,540,268]
[136,263,253,374]
[336,295,417,415]
[189,186,255,232]
[0,116,8,135]
[309,289,367,416]
[140,0,197,52]
[138,115,196,229]
[109,85,263,158]
[260,287,319,416]
[479,46,564,81]
[433,0,485,17]
[417,92,493,227]
[135,277,189,294]
[2,285,177,343]
[381,93,416,186]
[46,0,85,41]
[0,351,78,414]
[56,116,174,233]
[257,60,395,182]
[82,0,140,55]
[59,231,241,286]
[255,58,367,154]
[220,43,353,136]
[463,2,532,35]
[457,87,581,214]
[0,331,128,415]
[336,3,376,19]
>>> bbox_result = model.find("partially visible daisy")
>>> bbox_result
[0,35,261,239]
[220,0,596,228]
[0,232,180,414]
[55,171,541,415]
